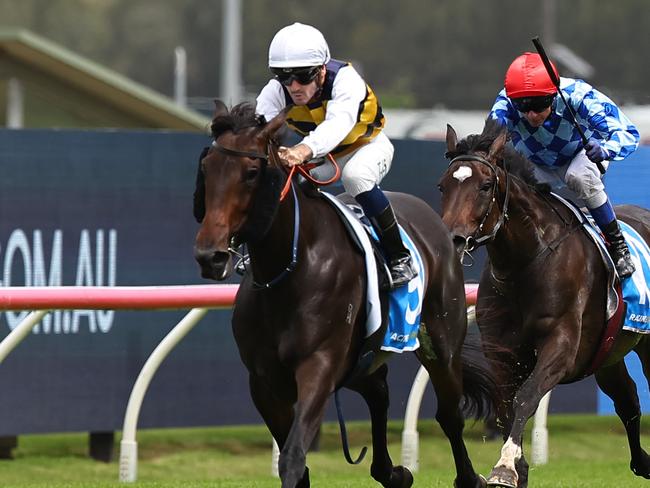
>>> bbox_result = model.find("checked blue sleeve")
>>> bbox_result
[488,78,640,167]
[573,82,640,161]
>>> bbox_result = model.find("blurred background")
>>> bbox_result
[1,0,649,138]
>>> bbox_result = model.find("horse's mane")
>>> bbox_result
[448,118,547,191]
[210,102,264,139]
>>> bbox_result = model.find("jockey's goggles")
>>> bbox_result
[271,66,321,86]
[511,94,556,114]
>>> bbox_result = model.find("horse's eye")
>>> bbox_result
[437,184,444,193]
[480,182,493,192]
[244,167,260,182]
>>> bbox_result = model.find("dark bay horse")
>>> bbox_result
[438,119,650,488]
[193,101,496,488]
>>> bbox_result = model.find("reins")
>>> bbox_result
[215,139,342,200]
[279,153,341,201]
[251,182,300,289]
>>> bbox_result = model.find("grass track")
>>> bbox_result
[1,414,649,487]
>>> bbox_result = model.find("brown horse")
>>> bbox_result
[193,101,496,488]
[438,119,650,488]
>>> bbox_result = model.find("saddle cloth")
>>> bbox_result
[320,191,425,353]
[552,193,650,333]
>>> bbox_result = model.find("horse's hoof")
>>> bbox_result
[384,466,413,488]
[487,481,516,488]
[631,456,650,479]
[487,466,517,488]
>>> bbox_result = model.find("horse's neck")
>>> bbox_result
[488,181,565,273]
[247,187,323,285]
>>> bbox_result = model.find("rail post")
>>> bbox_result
[118,307,209,482]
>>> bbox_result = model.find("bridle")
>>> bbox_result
[447,153,511,253]
[213,139,300,289]
[213,142,269,161]
[210,137,341,289]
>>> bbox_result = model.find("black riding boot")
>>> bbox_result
[371,205,418,288]
[602,220,635,279]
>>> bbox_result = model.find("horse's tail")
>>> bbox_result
[459,332,501,421]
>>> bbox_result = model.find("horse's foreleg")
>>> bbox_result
[249,373,311,488]
[487,337,572,488]
[417,349,485,488]
[348,364,413,488]
[277,357,336,488]
[485,364,528,488]
[249,373,294,447]
[596,356,650,479]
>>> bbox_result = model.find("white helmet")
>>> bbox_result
[268,23,331,68]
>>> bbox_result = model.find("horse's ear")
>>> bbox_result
[488,129,508,162]
[258,107,289,140]
[212,99,229,119]
[445,124,458,155]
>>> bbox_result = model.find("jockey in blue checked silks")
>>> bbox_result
[255,22,417,288]
[489,52,640,279]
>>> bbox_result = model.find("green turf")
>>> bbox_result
[1,414,649,487]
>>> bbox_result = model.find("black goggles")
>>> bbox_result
[271,66,321,86]
[511,94,556,114]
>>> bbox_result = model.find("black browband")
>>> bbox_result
[213,142,268,161]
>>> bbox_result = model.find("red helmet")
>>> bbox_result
[505,52,558,98]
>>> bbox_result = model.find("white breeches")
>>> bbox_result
[532,150,609,208]
[309,132,394,197]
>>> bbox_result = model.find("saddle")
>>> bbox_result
[320,190,427,385]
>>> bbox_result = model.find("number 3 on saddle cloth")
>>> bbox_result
[554,193,650,341]
[320,192,426,360]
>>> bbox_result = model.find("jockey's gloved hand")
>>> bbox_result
[585,139,609,164]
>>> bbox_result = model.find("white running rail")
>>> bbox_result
[0,284,237,483]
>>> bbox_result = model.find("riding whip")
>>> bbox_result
[531,36,605,175]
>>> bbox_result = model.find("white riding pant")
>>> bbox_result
[532,149,609,209]
[309,132,394,197]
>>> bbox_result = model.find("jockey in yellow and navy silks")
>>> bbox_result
[489,52,640,279]
[256,22,417,288]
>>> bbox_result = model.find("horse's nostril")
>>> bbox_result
[194,247,213,266]
[194,248,233,280]
[211,251,230,268]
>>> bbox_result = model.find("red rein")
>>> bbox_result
[279,154,342,201]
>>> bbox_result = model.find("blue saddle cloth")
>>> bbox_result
[320,192,425,353]
[368,226,425,352]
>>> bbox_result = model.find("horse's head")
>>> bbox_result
[193,100,287,280]
[438,120,509,257]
